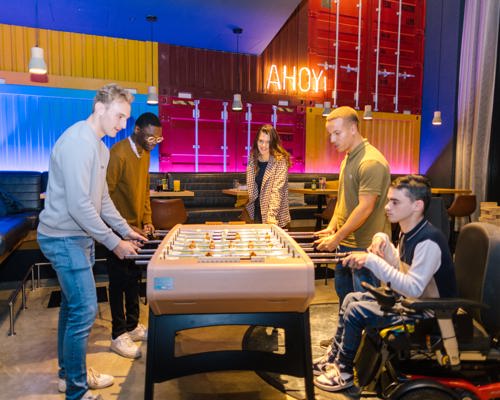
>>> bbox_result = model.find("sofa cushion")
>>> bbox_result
[0,190,25,216]
[0,214,31,257]
[288,182,307,206]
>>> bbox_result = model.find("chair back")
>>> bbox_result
[424,197,450,241]
[320,197,337,222]
[447,194,477,218]
[454,222,500,335]
[151,198,188,229]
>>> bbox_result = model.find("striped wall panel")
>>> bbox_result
[0,85,158,171]
[0,24,157,91]
[305,107,420,174]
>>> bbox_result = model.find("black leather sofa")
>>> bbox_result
[0,171,43,264]
[150,172,340,224]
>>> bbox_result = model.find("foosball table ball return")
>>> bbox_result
[130,224,345,400]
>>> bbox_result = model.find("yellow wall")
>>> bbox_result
[0,24,156,93]
[306,107,420,174]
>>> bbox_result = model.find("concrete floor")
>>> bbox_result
[0,277,364,400]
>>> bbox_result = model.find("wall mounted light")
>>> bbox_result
[322,101,332,117]
[146,15,158,105]
[363,105,373,120]
[28,0,47,75]
[432,1,444,125]
[231,27,243,111]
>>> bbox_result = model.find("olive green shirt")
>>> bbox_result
[334,138,391,248]
[106,138,152,228]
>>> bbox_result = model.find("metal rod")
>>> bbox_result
[374,0,381,111]
[124,254,153,260]
[135,261,150,266]
[394,0,402,112]
[138,249,156,254]
[8,301,15,336]
[354,0,362,109]
[312,258,345,264]
[333,0,340,107]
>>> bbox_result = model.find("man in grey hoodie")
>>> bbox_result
[37,83,147,400]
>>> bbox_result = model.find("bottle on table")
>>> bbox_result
[311,179,317,190]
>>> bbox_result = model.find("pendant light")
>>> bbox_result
[146,15,158,105]
[28,0,47,75]
[231,27,243,111]
[432,1,443,126]
[363,105,373,120]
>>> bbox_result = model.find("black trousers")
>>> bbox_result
[107,251,143,339]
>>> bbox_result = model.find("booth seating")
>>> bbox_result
[149,172,339,225]
[0,171,43,264]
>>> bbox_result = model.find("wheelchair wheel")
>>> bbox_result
[396,388,456,400]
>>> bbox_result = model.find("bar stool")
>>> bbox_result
[447,194,477,249]
[151,198,188,229]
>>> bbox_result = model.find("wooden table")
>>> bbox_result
[224,188,339,230]
[150,190,195,198]
[431,188,472,196]
[289,188,339,230]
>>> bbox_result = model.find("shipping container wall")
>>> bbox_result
[158,96,306,173]
[0,85,157,171]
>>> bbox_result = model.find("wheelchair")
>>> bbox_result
[353,222,500,400]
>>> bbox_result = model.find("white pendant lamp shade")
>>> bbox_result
[432,111,442,125]
[363,105,373,120]
[322,101,332,117]
[232,93,243,111]
[147,85,158,105]
[28,46,47,74]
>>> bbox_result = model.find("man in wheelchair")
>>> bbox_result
[313,174,458,393]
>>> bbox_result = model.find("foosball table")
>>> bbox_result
[131,224,346,400]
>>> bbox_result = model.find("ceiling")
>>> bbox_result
[0,0,302,55]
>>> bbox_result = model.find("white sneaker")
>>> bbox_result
[57,367,114,393]
[110,332,141,358]
[128,323,148,341]
[82,390,103,400]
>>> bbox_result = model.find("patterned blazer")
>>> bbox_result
[245,154,291,227]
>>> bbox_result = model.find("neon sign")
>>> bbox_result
[266,64,327,93]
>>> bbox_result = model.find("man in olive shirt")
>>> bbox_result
[106,112,162,359]
[315,106,391,306]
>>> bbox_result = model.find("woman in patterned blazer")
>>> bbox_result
[245,124,291,227]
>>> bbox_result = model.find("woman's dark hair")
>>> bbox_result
[250,124,290,167]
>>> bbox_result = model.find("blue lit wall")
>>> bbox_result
[420,0,465,187]
[0,85,159,172]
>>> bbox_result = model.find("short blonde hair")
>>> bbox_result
[326,106,359,128]
[93,83,134,111]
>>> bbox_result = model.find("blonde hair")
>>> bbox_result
[326,106,359,128]
[92,83,134,111]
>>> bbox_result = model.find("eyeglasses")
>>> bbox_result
[145,136,164,144]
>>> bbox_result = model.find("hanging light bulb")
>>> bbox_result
[231,27,243,111]
[363,105,373,120]
[29,46,47,74]
[322,101,332,117]
[29,0,47,75]
[147,85,158,105]
[432,111,442,125]
[146,15,158,105]
[232,94,243,111]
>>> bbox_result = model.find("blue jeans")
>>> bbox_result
[334,245,380,306]
[38,233,97,400]
[331,291,416,374]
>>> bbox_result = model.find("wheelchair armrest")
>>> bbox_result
[401,297,486,312]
